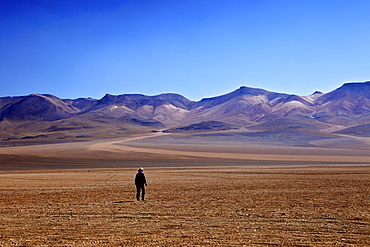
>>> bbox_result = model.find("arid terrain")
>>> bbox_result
[0,132,369,246]
[0,165,369,246]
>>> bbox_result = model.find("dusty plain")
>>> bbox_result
[0,132,369,246]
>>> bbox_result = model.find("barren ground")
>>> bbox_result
[0,133,369,246]
[0,165,369,246]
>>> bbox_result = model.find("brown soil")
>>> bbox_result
[0,165,369,246]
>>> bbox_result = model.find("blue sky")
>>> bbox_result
[1,0,370,100]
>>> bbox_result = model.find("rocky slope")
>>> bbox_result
[1,81,370,141]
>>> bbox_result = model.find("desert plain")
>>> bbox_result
[0,132,369,246]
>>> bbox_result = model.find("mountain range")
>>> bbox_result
[1,81,370,143]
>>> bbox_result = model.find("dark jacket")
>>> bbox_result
[135,172,147,187]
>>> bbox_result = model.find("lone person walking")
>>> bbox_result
[135,167,147,201]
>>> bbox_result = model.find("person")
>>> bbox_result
[135,167,147,201]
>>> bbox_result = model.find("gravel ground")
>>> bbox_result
[0,165,369,246]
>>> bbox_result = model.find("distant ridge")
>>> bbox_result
[1,81,370,142]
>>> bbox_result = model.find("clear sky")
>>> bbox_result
[1,0,370,100]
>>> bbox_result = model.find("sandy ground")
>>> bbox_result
[0,166,369,246]
[1,132,370,166]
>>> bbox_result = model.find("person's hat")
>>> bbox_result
[138,167,144,171]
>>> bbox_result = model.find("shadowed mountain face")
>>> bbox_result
[0,94,81,121]
[313,82,370,125]
[1,81,370,141]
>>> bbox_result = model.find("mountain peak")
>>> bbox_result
[311,91,323,95]
[1,81,370,134]
[331,81,370,98]
[0,94,80,121]
[235,86,267,95]
[339,81,370,89]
